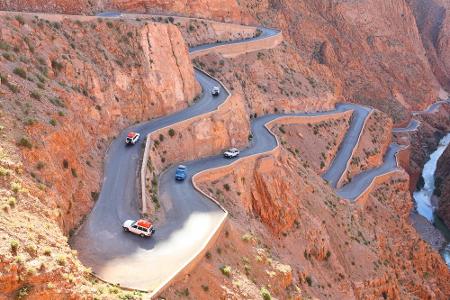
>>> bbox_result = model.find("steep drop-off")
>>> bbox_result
[0,0,445,123]
[407,0,450,91]
[0,14,199,298]
[436,144,450,228]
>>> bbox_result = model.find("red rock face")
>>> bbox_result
[407,0,450,91]
[0,0,253,24]
[436,144,450,228]
[0,15,200,234]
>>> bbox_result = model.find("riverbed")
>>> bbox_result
[413,132,450,267]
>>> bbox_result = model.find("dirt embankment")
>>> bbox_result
[164,143,450,299]
[270,111,352,174]
[144,93,250,215]
[193,44,338,117]
[0,15,199,298]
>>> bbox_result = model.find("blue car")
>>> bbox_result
[175,165,187,181]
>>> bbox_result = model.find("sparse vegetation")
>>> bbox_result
[56,254,67,266]
[219,265,231,277]
[260,287,272,300]
[17,137,32,149]
[10,240,19,254]
[13,67,27,79]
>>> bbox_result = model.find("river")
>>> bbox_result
[413,132,450,267]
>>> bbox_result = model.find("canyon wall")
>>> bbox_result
[0,0,253,24]
[435,144,450,228]
[167,144,450,299]
[0,15,199,298]
[0,0,443,124]
[407,0,450,91]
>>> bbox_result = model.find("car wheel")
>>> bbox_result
[140,233,145,238]
[123,227,129,232]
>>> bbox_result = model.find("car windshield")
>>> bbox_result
[176,166,186,174]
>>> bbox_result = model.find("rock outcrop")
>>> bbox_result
[184,144,450,299]
[0,0,253,24]
[0,14,199,298]
[407,0,450,91]
[435,144,450,228]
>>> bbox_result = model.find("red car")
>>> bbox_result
[126,132,140,145]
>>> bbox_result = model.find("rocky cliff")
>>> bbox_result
[435,144,450,228]
[407,0,450,91]
[169,143,450,299]
[0,14,199,298]
[0,0,253,24]
[0,0,445,123]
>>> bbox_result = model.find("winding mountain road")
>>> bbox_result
[69,12,450,296]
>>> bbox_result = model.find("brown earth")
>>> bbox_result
[0,14,199,298]
[165,143,450,299]
[0,0,446,124]
[144,93,249,216]
[269,111,352,174]
[193,45,338,117]
[0,1,448,299]
[130,15,258,48]
[339,110,392,187]
[0,0,253,24]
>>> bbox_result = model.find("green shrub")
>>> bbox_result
[260,287,271,300]
[30,91,41,100]
[56,254,66,266]
[50,97,65,108]
[168,128,175,137]
[10,240,19,253]
[8,197,16,208]
[13,67,27,79]
[71,168,77,178]
[11,182,21,193]
[49,119,57,126]
[159,134,164,142]
[51,60,63,72]
[15,15,25,25]
[223,184,230,191]
[0,167,11,176]
[219,265,231,277]
[63,159,69,169]
[305,276,312,286]
[17,137,32,149]
[2,52,14,61]
[43,247,51,256]
[0,40,10,51]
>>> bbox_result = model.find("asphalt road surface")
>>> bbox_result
[70,14,448,293]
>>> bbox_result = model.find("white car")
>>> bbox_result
[126,132,140,145]
[211,86,220,96]
[122,219,155,238]
[223,148,240,158]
